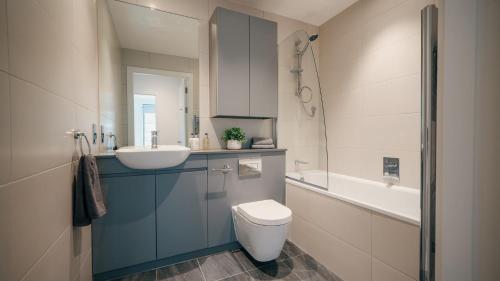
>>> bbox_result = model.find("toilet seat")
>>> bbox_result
[237,200,292,226]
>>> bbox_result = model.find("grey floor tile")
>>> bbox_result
[157,259,205,281]
[294,271,341,281]
[281,241,305,258]
[247,261,300,281]
[231,249,275,271]
[287,255,342,281]
[287,255,320,271]
[198,251,246,281]
[110,270,156,281]
[219,272,254,281]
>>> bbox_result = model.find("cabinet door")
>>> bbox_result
[216,8,250,116]
[250,16,278,118]
[92,175,156,274]
[207,156,239,247]
[156,170,208,259]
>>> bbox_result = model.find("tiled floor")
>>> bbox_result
[110,241,342,281]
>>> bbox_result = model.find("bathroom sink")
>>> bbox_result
[116,145,191,170]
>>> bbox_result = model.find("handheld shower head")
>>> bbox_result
[296,34,319,55]
[309,34,319,42]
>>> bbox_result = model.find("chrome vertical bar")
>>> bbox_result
[420,5,438,281]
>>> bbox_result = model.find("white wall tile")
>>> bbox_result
[0,0,7,72]
[372,258,416,281]
[290,214,372,281]
[286,184,372,253]
[0,71,10,185]
[0,165,73,281]
[198,19,209,54]
[75,105,98,154]
[360,113,420,151]
[372,213,420,280]
[7,0,74,101]
[329,148,362,177]
[199,52,209,87]
[73,0,97,56]
[3,0,97,280]
[10,77,76,180]
[360,149,420,189]
[35,0,74,42]
[199,85,210,118]
[320,0,421,187]
[361,74,420,117]
[122,48,151,67]
[22,227,80,281]
[79,252,93,281]
[73,45,99,111]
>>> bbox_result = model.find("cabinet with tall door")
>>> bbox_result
[210,7,278,118]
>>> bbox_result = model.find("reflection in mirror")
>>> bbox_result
[97,0,199,151]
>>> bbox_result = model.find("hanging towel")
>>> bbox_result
[73,155,107,226]
[252,137,274,145]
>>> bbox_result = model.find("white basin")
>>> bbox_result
[116,145,191,170]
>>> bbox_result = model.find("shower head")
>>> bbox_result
[309,34,319,42]
[296,34,319,55]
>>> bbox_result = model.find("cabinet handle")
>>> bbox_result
[211,164,233,174]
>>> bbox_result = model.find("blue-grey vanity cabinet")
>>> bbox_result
[92,175,157,274]
[156,170,208,259]
[207,152,286,247]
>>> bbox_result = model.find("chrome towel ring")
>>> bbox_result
[73,131,92,155]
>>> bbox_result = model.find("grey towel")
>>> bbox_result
[252,137,274,145]
[251,144,276,149]
[73,155,107,226]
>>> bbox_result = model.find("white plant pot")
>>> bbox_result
[227,140,242,150]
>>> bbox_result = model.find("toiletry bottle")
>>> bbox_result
[191,135,200,151]
[203,133,210,150]
[188,133,195,149]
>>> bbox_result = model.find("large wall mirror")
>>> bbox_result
[98,0,199,150]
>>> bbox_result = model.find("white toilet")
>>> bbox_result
[232,199,292,262]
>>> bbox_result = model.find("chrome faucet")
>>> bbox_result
[151,130,158,149]
[109,134,119,150]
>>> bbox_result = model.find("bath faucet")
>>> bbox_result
[151,130,158,149]
[295,160,308,168]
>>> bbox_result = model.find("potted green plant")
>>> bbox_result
[222,127,246,150]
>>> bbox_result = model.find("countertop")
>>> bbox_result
[94,148,287,158]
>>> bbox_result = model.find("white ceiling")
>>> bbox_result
[107,0,199,59]
[229,0,358,26]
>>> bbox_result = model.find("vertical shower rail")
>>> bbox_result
[420,5,438,281]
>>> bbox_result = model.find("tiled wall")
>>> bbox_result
[119,0,319,150]
[0,0,97,280]
[287,184,420,281]
[277,30,323,172]
[319,0,434,189]
[474,0,500,279]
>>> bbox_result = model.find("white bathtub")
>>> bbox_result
[286,170,421,280]
[286,170,420,226]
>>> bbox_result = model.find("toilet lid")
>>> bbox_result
[237,200,292,226]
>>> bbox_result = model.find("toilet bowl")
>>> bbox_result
[232,199,292,262]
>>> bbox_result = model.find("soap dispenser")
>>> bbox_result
[202,132,210,150]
